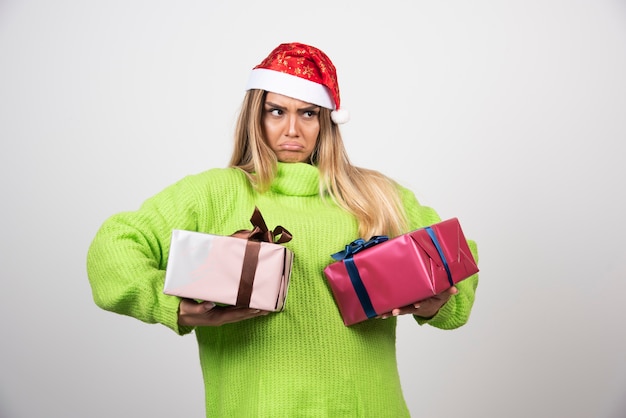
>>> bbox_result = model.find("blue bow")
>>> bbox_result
[331,235,389,261]
[330,235,389,320]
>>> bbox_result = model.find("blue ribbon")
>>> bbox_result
[331,235,389,261]
[331,236,388,319]
[425,227,454,287]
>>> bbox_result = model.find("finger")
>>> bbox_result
[202,301,216,311]
[220,307,270,321]
[227,309,270,324]
[376,311,390,319]
[236,308,270,319]
[180,298,204,314]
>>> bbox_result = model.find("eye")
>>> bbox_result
[302,110,319,119]
[269,108,283,116]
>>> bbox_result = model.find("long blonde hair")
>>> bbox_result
[228,89,408,239]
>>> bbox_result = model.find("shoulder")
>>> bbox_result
[173,167,251,191]
[391,181,442,229]
[183,166,248,182]
[140,167,252,211]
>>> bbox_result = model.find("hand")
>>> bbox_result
[178,298,271,327]
[378,286,458,319]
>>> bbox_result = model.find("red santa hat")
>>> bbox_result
[245,42,350,124]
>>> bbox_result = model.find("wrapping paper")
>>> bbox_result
[163,208,293,311]
[323,218,478,325]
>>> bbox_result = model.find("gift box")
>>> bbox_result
[163,207,293,311]
[323,218,478,326]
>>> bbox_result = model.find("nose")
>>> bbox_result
[286,114,299,137]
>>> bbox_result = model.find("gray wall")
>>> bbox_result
[1,1,625,417]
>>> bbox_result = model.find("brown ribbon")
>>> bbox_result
[232,207,292,307]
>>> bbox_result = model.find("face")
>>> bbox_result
[262,92,321,163]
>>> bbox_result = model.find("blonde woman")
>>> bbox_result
[87,42,479,417]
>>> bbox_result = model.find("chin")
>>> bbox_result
[277,153,309,163]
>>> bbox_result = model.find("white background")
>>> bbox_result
[1,1,625,417]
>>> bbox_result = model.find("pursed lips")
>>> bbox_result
[279,141,305,151]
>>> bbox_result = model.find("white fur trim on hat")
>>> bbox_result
[246,68,335,110]
[331,109,350,124]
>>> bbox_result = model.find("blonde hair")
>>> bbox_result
[229,89,408,239]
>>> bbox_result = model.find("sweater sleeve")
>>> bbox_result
[397,186,479,330]
[86,175,203,335]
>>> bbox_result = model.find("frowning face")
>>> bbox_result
[262,92,321,163]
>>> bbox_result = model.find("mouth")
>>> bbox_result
[278,142,305,151]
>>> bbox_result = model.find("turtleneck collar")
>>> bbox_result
[270,162,320,196]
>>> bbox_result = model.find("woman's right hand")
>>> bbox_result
[178,298,270,327]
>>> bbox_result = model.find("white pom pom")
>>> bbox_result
[331,108,350,124]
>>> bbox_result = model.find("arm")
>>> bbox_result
[396,186,480,330]
[414,239,479,329]
[86,176,201,335]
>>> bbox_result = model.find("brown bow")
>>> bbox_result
[232,207,292,307]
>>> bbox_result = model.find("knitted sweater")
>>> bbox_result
[87,162,479,417]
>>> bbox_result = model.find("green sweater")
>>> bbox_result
[87,162,478,417]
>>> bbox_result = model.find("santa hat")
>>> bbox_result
[245,42,350,124]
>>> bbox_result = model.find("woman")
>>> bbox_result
[87,42,479,417]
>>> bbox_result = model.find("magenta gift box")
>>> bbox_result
[323,218,478,326]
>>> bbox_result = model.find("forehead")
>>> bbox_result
[265,92,318,108]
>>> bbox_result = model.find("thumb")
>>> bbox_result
[202,301,216,311]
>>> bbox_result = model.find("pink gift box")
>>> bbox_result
[323,218,478,326]
[163,208,293,312]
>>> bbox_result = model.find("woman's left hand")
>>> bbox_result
[377,286,458,319]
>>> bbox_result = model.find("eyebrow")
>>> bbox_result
[265,101,320,112]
